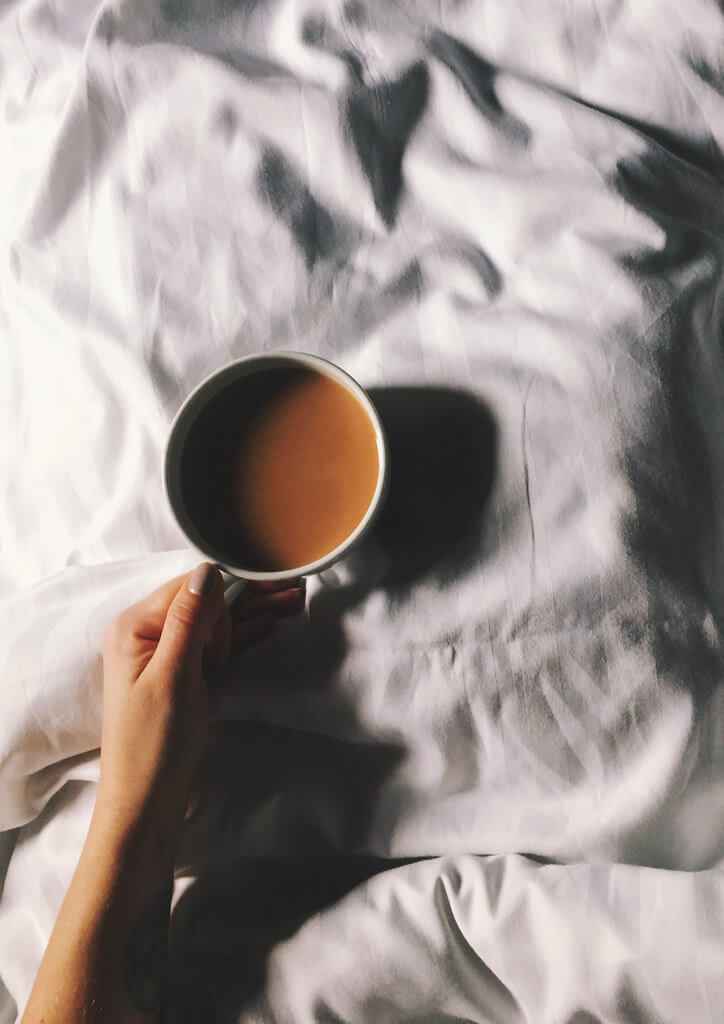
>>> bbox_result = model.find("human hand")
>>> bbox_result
[96,564,305,853]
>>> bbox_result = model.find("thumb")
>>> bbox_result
[154,563,224,682]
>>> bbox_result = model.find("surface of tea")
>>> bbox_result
[180,366,380,571]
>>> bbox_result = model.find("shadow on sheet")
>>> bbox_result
[166,386,497,1019]
[611,136,724,867]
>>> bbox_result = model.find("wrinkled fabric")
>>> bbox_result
[2,0,724,1020]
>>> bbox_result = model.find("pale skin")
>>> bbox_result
[20,562,305,1024]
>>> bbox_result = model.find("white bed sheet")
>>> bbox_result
[2,0,724,1020]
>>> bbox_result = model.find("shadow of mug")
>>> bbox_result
[318,385,498,595]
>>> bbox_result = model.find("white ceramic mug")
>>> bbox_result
[163,351,388,588]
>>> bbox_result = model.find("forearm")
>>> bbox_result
[21,802,177,1024]
[20,565,294,1021]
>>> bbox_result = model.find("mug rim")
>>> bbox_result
[163,350,388,580]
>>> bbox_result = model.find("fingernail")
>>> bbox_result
[188,563,218,597]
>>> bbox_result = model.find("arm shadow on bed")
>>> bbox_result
[166,714,411,1020]
[165,385,497,1020]
[167,851,422,1022]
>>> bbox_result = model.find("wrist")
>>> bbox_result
[89,790,182,880]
